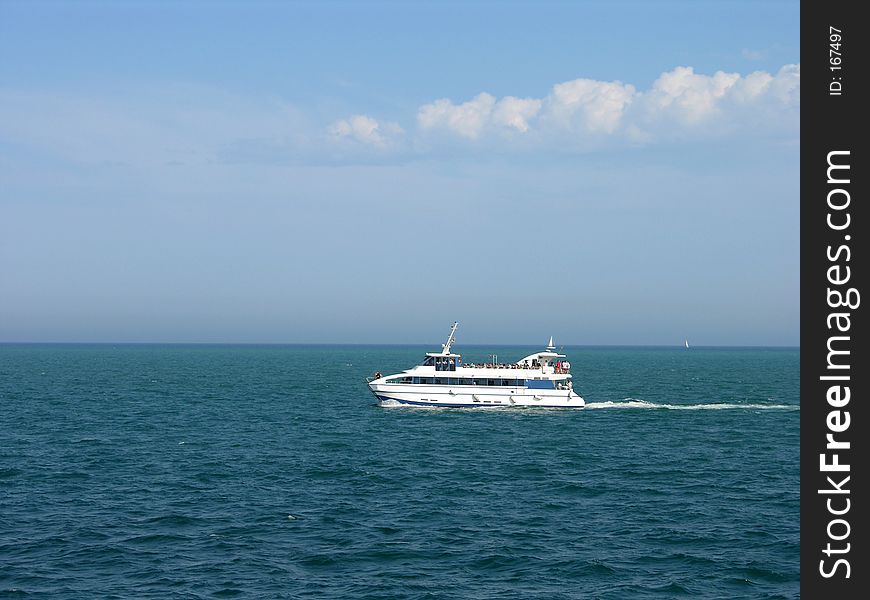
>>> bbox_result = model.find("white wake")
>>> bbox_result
[584,399,798,411]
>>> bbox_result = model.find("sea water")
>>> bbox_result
[0,345,799,598]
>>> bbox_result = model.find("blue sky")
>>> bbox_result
[0,1,799,345]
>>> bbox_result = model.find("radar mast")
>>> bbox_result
[442,321,459,355]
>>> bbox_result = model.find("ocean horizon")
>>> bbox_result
[0,342,800,349]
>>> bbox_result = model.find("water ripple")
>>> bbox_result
[0,344,799,598]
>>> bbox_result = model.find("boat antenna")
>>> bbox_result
[442,321,459,354]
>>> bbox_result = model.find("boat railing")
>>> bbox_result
[460,363,571,373]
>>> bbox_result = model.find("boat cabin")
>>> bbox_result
[423,354,461,371]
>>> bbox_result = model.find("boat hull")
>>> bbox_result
[369,383,585,409]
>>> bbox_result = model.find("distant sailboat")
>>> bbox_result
[684,339,690,349]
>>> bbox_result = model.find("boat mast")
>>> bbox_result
[442,321,459,354]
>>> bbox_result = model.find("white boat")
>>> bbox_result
[368,322,585,408]
[685,339,690,349]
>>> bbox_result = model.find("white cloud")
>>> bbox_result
[631,63,799,138]
[1,63,799,169]
[543,78,636,134]
[417,93,542,139]
[492,96,543,133]
[767,63,800,106]
[328,114,403,146]
[642,66,741,123]
[417,93,496,139]
[415,63,798,146]
[729,70,774,102]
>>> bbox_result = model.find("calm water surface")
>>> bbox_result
[0,345,799,598]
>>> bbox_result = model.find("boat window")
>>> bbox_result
[419,377,434,385]
[429,356,459,371]
[434,378,446,385]
[526,379,555,389]
[487,379,498,386]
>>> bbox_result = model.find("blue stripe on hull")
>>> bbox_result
[375,395,583,409]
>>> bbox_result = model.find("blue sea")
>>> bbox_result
[0,345,799,598]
